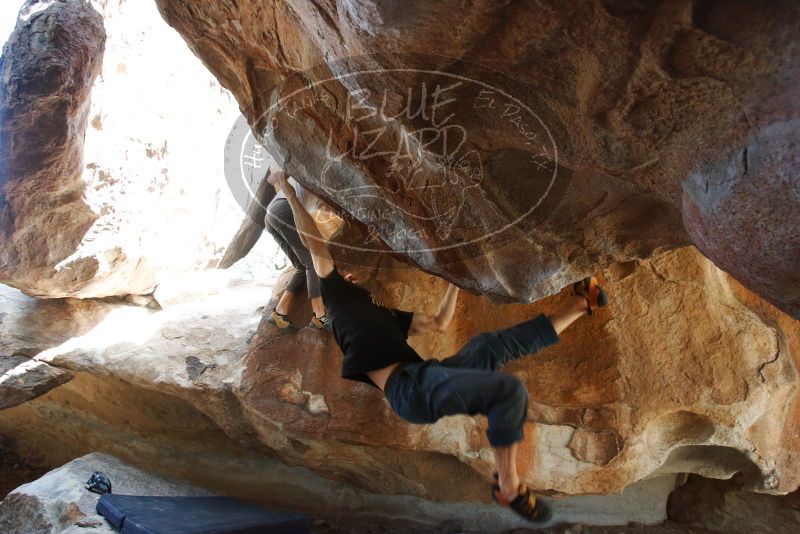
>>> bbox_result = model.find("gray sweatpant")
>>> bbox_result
[265,197,321,299]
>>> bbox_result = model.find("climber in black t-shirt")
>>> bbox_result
[275,173,608,524]
[317,266,424,385]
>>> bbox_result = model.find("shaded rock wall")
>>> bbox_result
[155,0,800,317]
[0,436,47,500]
[668,474,800,534]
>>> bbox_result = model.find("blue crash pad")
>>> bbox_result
[96,494,311,534]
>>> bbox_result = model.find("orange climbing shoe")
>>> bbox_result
[267,308,298,331]
[492,483,552,523]
[573,276,609,316]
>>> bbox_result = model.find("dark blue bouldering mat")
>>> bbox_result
[96,494,311,534]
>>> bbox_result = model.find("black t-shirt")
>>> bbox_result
[319,269,422,387]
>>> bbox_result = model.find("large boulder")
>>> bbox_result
[155,0,800,317]
[238,246,800,496]
[0,247,796,529]
[0,0,105,297]
[0,1,796,528]
[0,275,674,529]
[0,0,260,298]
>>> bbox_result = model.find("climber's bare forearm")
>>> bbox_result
[280,176,334,278]
[434,283,459,330]
[409,283,459,336]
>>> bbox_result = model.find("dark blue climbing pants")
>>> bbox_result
[384,314,559,447]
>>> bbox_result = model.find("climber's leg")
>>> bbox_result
[281,224,326,323]
[310,297,326,320]
[494,442,526,503]
[264,200,305,330]
[385,361,528,448]
[274,288,298,316]
[440,279,607,371]
[384,361,550,521]
[266,194,329,329]
[440,313,559,371]
[547,293,590,335]
[271,265,306,320]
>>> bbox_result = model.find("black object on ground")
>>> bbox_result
[86,471,112,494]
[96,494,311,534]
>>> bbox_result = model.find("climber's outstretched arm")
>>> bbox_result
[275,173,335,278]
[408,283,459,336]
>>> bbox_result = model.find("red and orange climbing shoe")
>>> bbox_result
[492,483,553,523]
[573,276,609,316]
[267,308,298,332]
